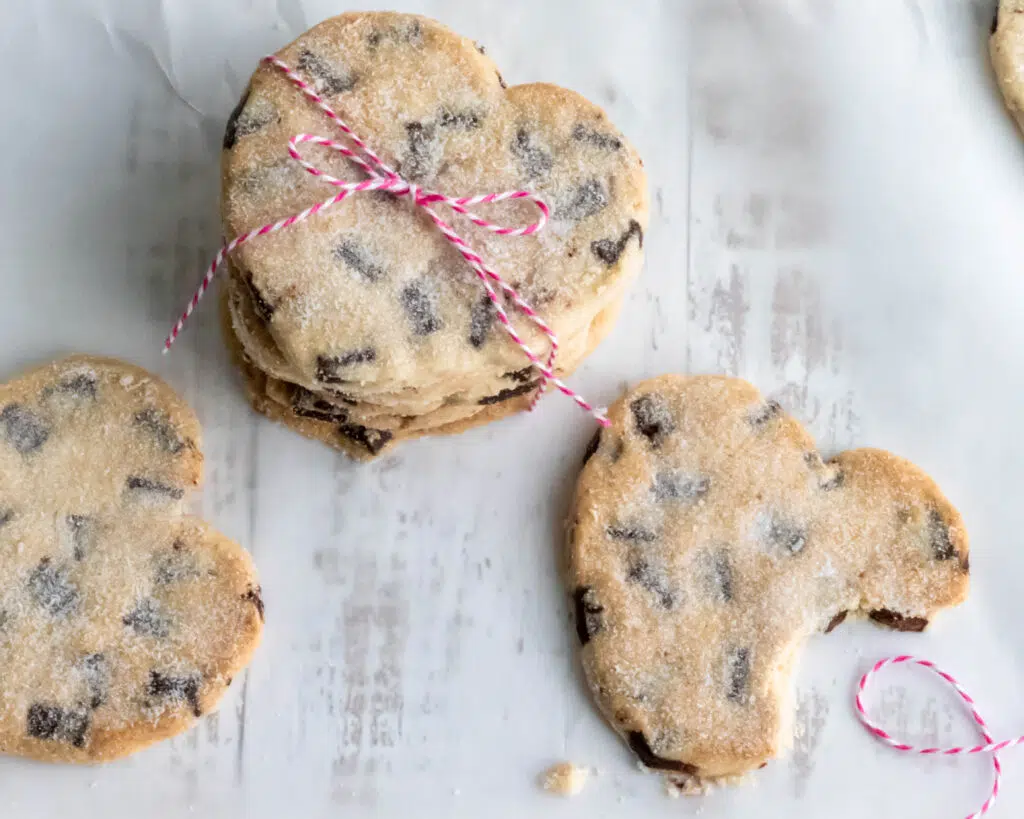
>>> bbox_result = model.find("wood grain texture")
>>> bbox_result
[0,1,1022,818]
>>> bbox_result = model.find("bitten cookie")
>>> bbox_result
[567,375,969,784]
[992,0,1024,135]
[0,356,263,763]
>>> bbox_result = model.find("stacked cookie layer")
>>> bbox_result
[219,12,648,459]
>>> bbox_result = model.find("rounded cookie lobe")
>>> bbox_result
[991,0,1024,135]
[0,356,262,763]
[567,375,969,782]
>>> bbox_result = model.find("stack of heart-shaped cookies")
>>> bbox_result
[219,11,648,459]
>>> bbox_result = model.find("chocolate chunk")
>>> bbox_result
[134,409,185,454]
[2,405,49,454]
[511,128,553,179]
[572,123,623,151]
[79,653,111,710]
[125,476,185,500]
[55,373,97,400]
[438,107,483,130]
[243,585,265,622]
[631,394,675,447]
[315,349,377,384]
[123,598,171,638]
[0,509,12,528]
[28,558,78,618]
[26,703,89,748]
[223,89,250,149]
[245,273,275,322]
[148,671,202,717]
[222,91,276,149]
[591,220,643,265]
[992,5,1000,35]
[627,732,700,775]
[297,49,356,95]
[554,179,609,221]
[626,559,677,609]
[765,515,807,555]
[819,469,844,491]
[824,610,848,633]
[869,609,928,632]
[65,515,95,561]
[402,121,441,181]
[367,19,423,47]
[291,387,349,423]
[928,508,956,561]
[469,295,496,348]
[651,472,710,502]
[334,239,385,282]
[496,71,507,89]
[155,542,200,585]
[606,524,657,542]
[478,381,538,405]
[749,399,783,427]
[726,647,751,703]
[504,367,535,384]
[573,586,604,644]
[582,429,601,465]
[338,422,393,456]
[709,550,733,603]
[400,279,442,336]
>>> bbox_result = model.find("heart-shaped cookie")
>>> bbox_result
[567,375,969,784]
[0,356,263,763]
[220,11,648,392]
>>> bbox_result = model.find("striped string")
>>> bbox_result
[165,55,609,426]
[856,655,1024,818]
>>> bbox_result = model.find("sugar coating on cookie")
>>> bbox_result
[567,375,969,782]
[0,356,263,763]
[992,0,1024,135]
[221,11,648,390]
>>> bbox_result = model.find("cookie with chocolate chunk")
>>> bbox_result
[219,11,647,454]
[992,0,1024,135]
[0,356,263,762]
[567,375,968,785]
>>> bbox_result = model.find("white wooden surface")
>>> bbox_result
[1,1,1023,817]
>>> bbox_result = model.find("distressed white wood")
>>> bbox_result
[0,1,1023,817]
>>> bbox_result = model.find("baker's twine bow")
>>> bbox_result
[165,55,609,427]
[857,655,1024,818]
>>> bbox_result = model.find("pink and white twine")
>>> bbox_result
[166,55,609,426]
[856,655,1024,817]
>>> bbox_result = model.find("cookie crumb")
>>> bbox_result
[540,762,589,796]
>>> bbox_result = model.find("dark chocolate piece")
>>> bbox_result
[572,123,623,151]
[400,279,442,336]
[582,429,601,465]
[243,585,265,622]
[627,731,700,775]
[824,610,848,633]
[368,19,423,47]
[0,509,12,528]
[54,373,98,400]
[626,559,677,609]
[315,349,376,384]
[402,121,441,181]
[651,472,710,503]
[819,469,844,491]
[28,558,79,618]
[26,703,89,748]
[869,609,928,632]
[154,542,200,585]
[765,515,807,555]
[928,508,956,561]
[726,647,751,703]
[338,423,393,455]
[606,524,657,543]
[504,367,535,384]
[749,399,783,428]
[79,653,111,710]
[148,671,202,717]
[223,89,250,150]
[297,49,356,95]
[65,514,94,561]
[710,550,733,603]
[222,91,276,150]
[438,107,483,130]
[125,476,184,500]
[334,240,385,282]
[468,295,495,348]
[1,405,50,454]
[134,409,185,454]
[554,179,608,221]
[477,381,538,405]
[245,273,275,322]
[591,220,643,265]
[573,586,604,644]
[123,598,171,638]
[630,394,674,447]
[511,128,553,179]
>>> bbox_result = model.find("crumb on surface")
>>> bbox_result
[540,761,589,796]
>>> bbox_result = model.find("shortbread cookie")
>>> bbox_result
[0,356,263,763]
[567,375,969,783]
[221,11,647,393]
[992,1,1024,135]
